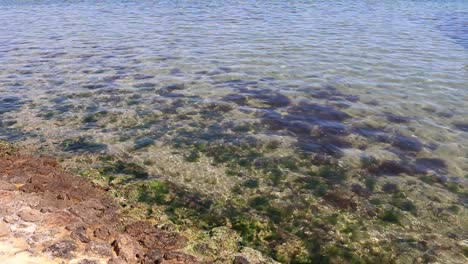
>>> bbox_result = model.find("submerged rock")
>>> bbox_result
[289,101,351,121]
[385,113,411,123]
[391,135,424,152]
[369,160,418,176]
[415,158,447,174]
[453,122,468,132]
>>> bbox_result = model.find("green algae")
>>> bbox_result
[379,209,401,224]
[138,180,169,204]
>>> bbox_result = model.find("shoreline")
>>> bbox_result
[0,141,203,264]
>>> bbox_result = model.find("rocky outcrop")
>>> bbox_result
[0,150,201,263]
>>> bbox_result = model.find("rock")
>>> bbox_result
[71,226,91,243]
[143,249,164,264]
[17,208,42,222]
[234,256,251,264]
[382,183,400,193]
[9,176,30,184]
[369,160,417,176]
[0,180,16,191]
[112,234,143,263]
[323,191,357,211]
[125,221,187,250]
[44,240,77,259]
[0,222,10,237]
[107,257,126,264]
[3,215,16,223]
[163,252,198,263]
[94,226,114,241]
[78,260,99,264]
[85,241,113,257]
[351,183,371,197]
[27,231,56,245]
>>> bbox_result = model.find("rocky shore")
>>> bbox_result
[0,143,203,264]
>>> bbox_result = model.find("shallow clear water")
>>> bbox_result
[1,0,468,262]
[1,0,467,169]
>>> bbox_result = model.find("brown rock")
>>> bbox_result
[9,176,30,184]
[43,240,77,259]
[234,256,250,264]
[17,208,43,222]
[143,249,163,264]
[86,241,113,257]
[78,259,99,264]
[71,226,91,243]
[3,215,16,223]
[107,257,126,264]
[323,191,357,211]
[0,222,10,237]
[0,180,16,191]
[164,252,198,263]
[112,234,143,263]
[94,226,114,241]
[125,221,187,250]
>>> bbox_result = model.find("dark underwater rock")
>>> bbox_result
[415,158,447,174]
[162,83,185,92]
[133,74,154,80]
[0,96,22,115]
[222,94,248,105]
[385,113,411,123]
[369,160,418,176]
[61,137,108,153]
[315,121,349,136]
[382,183,400,193]
[134,137,155,150]
[289,101,351,121]
[133,82,156,89]
[453,122,468,132]
[82,84,106,89]
[391,135,424,152]
[353,126,392,143]
[252,92,291,108]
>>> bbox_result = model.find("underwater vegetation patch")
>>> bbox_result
[100,159,149,180]
[61,137,108,153]
[0,96,23,115]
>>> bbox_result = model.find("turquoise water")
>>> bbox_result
[0,0,467,262]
